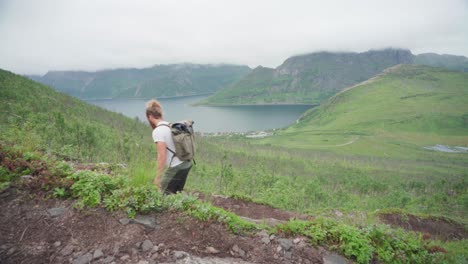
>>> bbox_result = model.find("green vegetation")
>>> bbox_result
[1,67,467,263]
[29,64,251,99]
[1,68,153,162]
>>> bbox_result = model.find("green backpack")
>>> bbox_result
[158,120,196,164]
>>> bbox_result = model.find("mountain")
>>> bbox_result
[27,64,251,99]
[202,49,414,105]
[201,49,468,106]
[262,64,468,150]
[414,53,468,72]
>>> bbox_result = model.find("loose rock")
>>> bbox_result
[205,246,219,254]
[48,207,66,217]
[261,237,270,244]
[279,238,293,251]
[119,218,130,225]
[53,241,61,247]
[173,250,189,260]
[73,252,92,264]
[93,249,104,259]
[132,215,158,229]
[142,240,154,252]
[102,256,115,264]
[60,245,75,256]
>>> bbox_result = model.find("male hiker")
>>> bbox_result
[146,99,193,194]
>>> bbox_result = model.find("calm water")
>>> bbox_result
[87,95,312,133]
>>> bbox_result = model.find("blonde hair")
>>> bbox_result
[146,99,163,119]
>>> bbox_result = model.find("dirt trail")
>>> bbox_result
[199,194,312,226]
[0,187,327,264]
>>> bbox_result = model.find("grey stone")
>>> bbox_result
[261,237,270,244]
[7,247,15,255]
[232,245,246,258]
[73,252,92,264]
[60,245,75,256]
[293,238,301,244]
[132,215,157,228]
[93,249,104,259]
[173,250,189,260]
[102,256,115,264]
[137,261,149,264]
[284,251,292,259]
[119,218,130,225]
[279,238,293,251]
[323,253,349,264]
[135,241,142,249]
[53,241,61,247]
[269,234,276,240]
[142,240,154,252]
[48,207,66,217]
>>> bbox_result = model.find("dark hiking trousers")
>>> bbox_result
[161,160,192,194]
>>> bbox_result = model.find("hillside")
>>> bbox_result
[261,64,468,153]
[0,69,152,162]
[201,50,468,106]
[415,53,468,72]
[28,64,251,99]
[201,49,413,105]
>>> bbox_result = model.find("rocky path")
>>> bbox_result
[0,187,347,264]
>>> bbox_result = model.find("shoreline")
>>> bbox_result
[193,102,318,107]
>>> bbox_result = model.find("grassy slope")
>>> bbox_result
[264,65,467,149]
[0,69,154,163]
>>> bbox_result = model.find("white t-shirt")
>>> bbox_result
[152,121,183,167]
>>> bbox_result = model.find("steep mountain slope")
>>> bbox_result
[262,65,468,150]
[28,64,251,99]
[202,49,413,105]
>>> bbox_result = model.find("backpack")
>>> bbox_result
[157,120,196,164]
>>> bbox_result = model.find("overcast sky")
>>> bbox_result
[1,0,467,75]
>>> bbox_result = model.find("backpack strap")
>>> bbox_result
[156,123,176,166]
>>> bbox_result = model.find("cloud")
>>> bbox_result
[1,0,467,74]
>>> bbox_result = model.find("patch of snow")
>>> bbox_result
[424,144,468,153]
